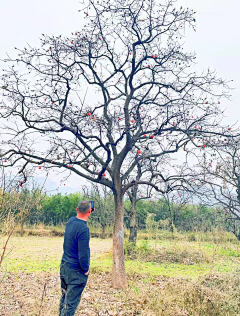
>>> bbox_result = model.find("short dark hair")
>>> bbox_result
[77,200,91,214]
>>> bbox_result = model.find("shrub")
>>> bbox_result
[188,233,197,242]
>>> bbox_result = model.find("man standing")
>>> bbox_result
[59,200,92,316]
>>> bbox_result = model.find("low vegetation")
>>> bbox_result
[0,228,240,315]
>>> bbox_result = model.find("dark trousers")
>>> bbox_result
[59,262,88,316]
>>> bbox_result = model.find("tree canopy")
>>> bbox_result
[0,0,237,288]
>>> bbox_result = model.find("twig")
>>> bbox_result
[38,282,47,316]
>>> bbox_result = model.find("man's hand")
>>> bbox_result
[85,270,89,275]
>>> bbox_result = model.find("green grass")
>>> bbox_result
[5,255,237,278]
[90,256,239,278]
[1,235,240,279]
[217,247,240,257]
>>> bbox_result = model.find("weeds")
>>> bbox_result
[1,228,240,315]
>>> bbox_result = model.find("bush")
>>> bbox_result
[138,232,149,240]
[50,228,64,237]
[138,240,152,255]
[188,233,197,242]
[124,240,137,255]
[124,239,152,261]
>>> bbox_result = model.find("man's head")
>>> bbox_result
[76,200,91,221]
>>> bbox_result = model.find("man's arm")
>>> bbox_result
[77,227,90,273]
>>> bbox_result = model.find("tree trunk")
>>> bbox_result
[232,221,240,241]
[231,228,240,241]
[20,218,24,237]
[101,225,106,239]
[112,191,128,289]
[169,218,174,233]
[129,200,137,243]
[236,231,240,241]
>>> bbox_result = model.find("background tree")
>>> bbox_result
[189,136,240,239]
[82,183,114,238]
[0,169,45,268]
[125,158,163,243]
[162,191,191,234]
[0,0,234,288]
[39,192,83,225]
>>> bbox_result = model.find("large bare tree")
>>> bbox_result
[0,0,234,288]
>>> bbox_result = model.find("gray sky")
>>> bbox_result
[0,0,239,193]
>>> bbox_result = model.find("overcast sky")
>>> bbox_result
[0,0,239,194]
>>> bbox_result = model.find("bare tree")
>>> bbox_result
[82,182,114,238]
[161,190,193,233]
[0,168,46,269]
[0,0,234,288]
[125,157,165,243]
[187,136,240,239]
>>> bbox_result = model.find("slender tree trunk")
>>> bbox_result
[20,217,25,237]
[129,200,137,243]
[235,231,240,241]
[101,225,106,239]
[169,218,174,233]
[232,221,240,241]
[112,190,128,289]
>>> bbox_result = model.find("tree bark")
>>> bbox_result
[129,200,138,243]
[20,217,25,237]
[101,225,106,239]
[112,191,128,289]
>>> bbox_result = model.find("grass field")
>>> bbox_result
[1,230,240,315]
